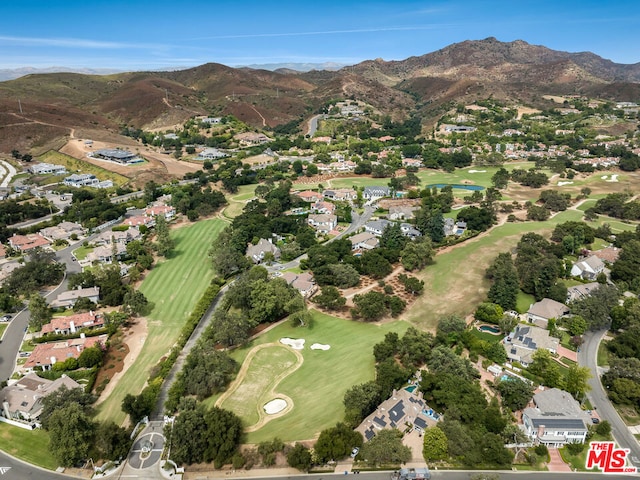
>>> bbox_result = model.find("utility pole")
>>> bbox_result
[18,99,23,114]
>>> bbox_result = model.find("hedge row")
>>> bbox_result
[127,277,224,419]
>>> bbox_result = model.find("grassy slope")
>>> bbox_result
[219,311,409,443]
[96,219,226,424]
[406,209,638,330]
[0,423,57,470]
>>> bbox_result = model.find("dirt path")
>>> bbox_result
[215,342,304,432]
[249,105,267,127]
[95,318,148,405]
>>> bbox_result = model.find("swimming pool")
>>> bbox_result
[478,325,500,334]
[405,385,417,393]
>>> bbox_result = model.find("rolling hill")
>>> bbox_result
[0,37,638,153]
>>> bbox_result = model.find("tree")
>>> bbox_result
[287,443,312,472]
[612,240,640,283]
[40,386,96,430]
[122,289,150,316]
[497,378,534,411]
[48,403,95,467]
[352,291,387,321]
[92,421,131,461]
[486,253,519,311]
[327,263,360,288]
[436,315,466,345]
[570,284,619,330]
[400,238,434,271]
[422,426,448,462]
[343,381,382,426]
[528,349,563,388]
[360,429,411,466]
[154,215,175,257]
[565,364,592,399]
[498,314,518,335]
[474,303,504,324]
[314,423,363,464]
[211,310,253,347]
[360,251,392,278]
[313,286,346,310]
[568,315,588,336]
[28,293,51,331]
[78,346,104,368]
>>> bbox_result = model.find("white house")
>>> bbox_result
[363,186,390,200]
[63,174,99,187]
[364,219,394,236]
[197,148,227,160]
[350,232,380,251]
[50,286,100,308]
[570,255,605,280]
[28,163,67,175]
[522,388,592,447]
[307,214,337,234]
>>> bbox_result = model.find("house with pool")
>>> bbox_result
[356,386,441,442]
[504,324,559,367]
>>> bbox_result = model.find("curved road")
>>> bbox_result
[579,328,640,465]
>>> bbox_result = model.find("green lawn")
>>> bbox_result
[224,184,257,219]
[516,291,536,314]
[217,310,409,443]
[96,219,226,424]
[0,423,58,470]
[597,342,610,367]
[0,323,7,339]
[72,244,93,260]
[468,327,504,343]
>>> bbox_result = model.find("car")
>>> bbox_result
[591,417,600,424]
[350,447,359,458]
[0,315,12,322]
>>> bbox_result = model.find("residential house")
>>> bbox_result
[124,215,155,228]
[40,221,85,241]
[40,311,104,336]
[92,148,138,164]
[400,223,422,239]
[295,190,323,203]
[349,232,380,252]
[522,388,592,447]
[50,286,100,308]
[570,255,605,280]
[322,188,357,202]
[591,247,620,265]
[526,298,570,329]
[281,272,317,298]
[504,324,559,366]
[0,244,6,260]
[246,238,281,264]
[0,373,80,425]
[443,218,467,237]
[28,162,67,175]
[197,147,227,160]
[307,214,337,234]
[388,206,419,221]
[63,173,100,187]
[201,116,222,124]
[566,283,600,303]
[93,227,142,246]
[85,243,127,264]
[402,158,423,168]
[234,132,271,145]
[364,219,393,236]
[363,186,390,200]
[8,234,51,252]
[311,201,336,215]
[22,335,107,372]
[356,388,439,442]
[145,204,176,221]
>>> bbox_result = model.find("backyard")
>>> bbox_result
[96,218,226,424]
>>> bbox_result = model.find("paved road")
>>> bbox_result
[306,114,325,137]
[579,328,640,464]
[0,450,80,480]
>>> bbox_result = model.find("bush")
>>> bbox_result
[534,444,548,457]
[596,420,612,436]
[566,442,585,455]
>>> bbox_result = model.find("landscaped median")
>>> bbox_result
[96,218,226,424]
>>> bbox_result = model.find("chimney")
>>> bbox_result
[70,321,76,334]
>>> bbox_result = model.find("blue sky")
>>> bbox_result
[1,0,639,70]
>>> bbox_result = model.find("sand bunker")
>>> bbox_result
[601,175,609,179]
[310,343,331,351]
[557,181,574,186]
[606,174,619,182]
[264,398,287,415]
[468,169,486,173]
[280,338,305,350]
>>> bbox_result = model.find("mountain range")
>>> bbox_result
[0,37,639,154]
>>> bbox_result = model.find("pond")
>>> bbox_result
[426,183,485,191]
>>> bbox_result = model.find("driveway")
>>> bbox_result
[547,448,571,472]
